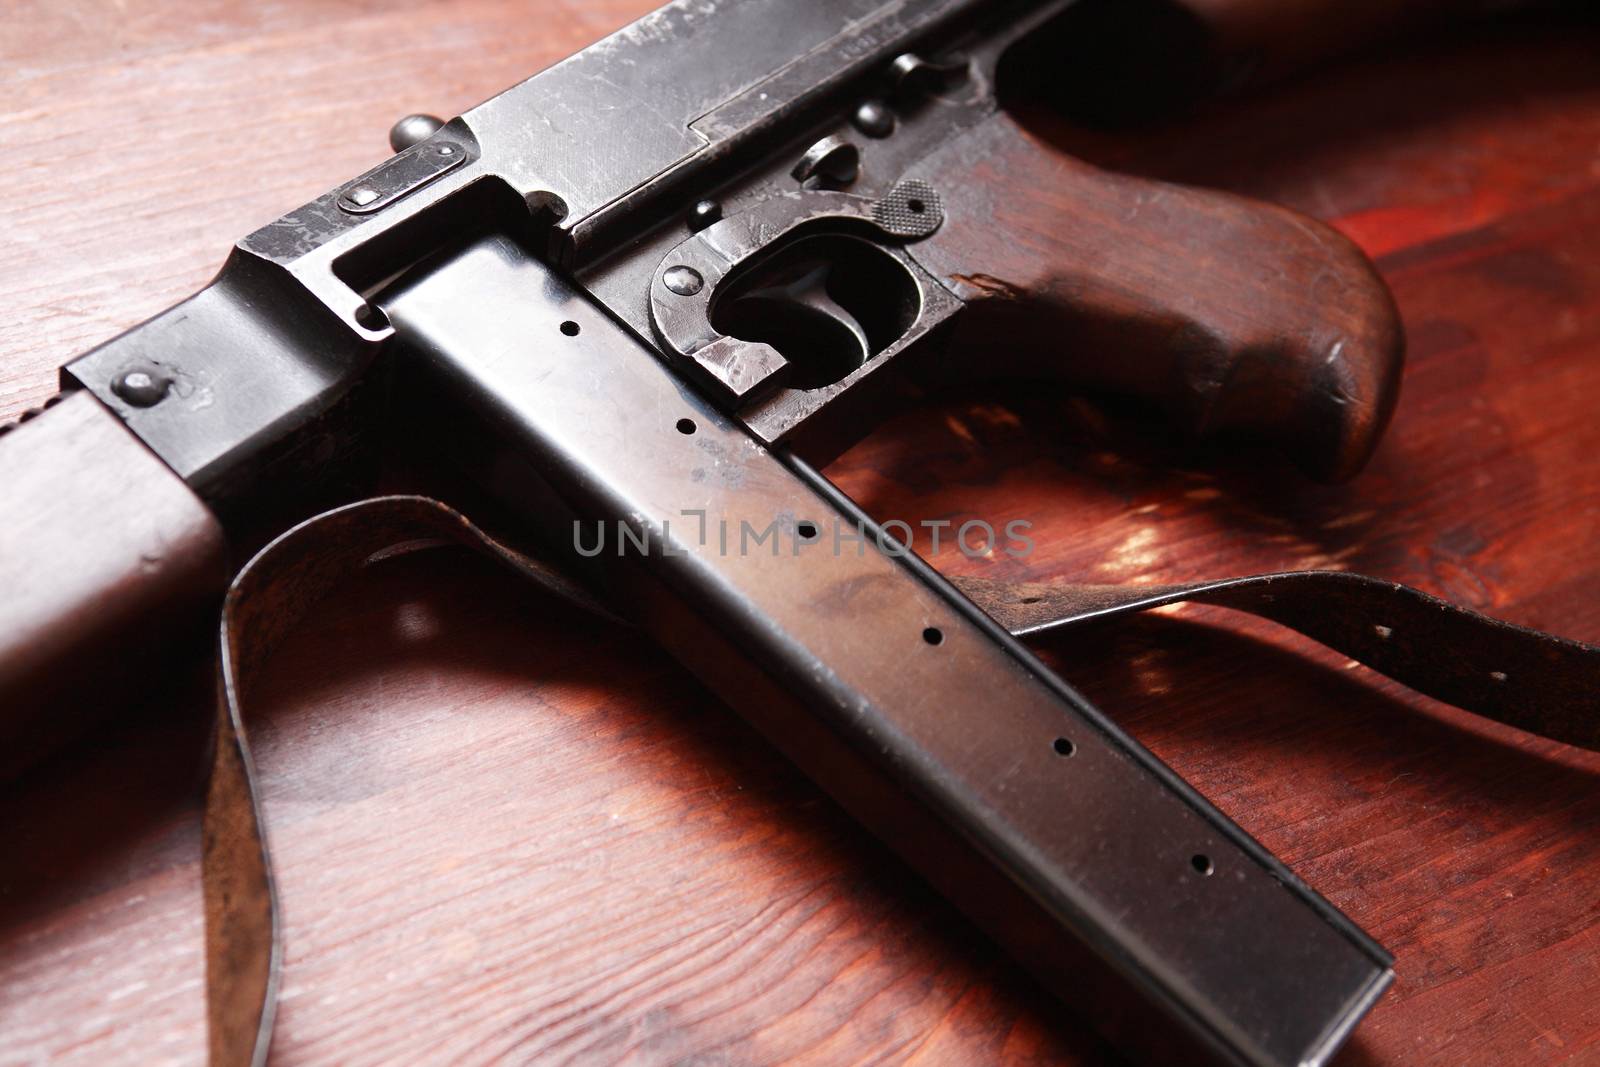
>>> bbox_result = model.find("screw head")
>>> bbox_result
[687,199,722,231]
[388,113,444,152]
[663,265,705,296]
[852,99,895,139]
[112,365,172,407]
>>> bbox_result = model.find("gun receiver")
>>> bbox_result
[0,1,1406,1063]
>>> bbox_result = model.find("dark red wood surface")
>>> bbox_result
[2,3,1598,1064]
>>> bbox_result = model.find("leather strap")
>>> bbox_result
[951,571,1600,750]
[205,496,618,1067]
[204,494,1599,1065]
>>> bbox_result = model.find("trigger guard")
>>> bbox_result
[647,184,961,450]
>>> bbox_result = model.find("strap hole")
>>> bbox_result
[1191,854,1214,876]
[922,627,943,645]
[559,320,580,336]
[676,418,696,435]
[1053,737,1075,757]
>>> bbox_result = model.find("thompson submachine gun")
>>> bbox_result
[10,1,1587,1064]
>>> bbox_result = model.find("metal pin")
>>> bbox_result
[852,100,895,139]
[112,365,172,407]
[388,113,445,153]
[688,199,722,231]
[663,266,704,296]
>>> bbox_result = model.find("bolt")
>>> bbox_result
[852,99,895,139]
[388,113,444,152]
[663,265,704,296]
[687,199,722,231]
[112,366,171,407]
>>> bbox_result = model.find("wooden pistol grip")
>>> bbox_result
[909,113,1404,482]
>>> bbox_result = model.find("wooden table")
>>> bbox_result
[3,3,1598,1064]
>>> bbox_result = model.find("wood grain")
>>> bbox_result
[912,110,1402,482]
[3,4,1599,1066]
[0,392,226,777]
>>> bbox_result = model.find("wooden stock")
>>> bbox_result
[909,112,1404,482]
[0,393,227,775]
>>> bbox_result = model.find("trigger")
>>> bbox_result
[708,233,920,392]
[719,255,873,389]
[737,260,873,368]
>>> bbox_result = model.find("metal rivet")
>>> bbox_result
[112,366,171,407]
[347,186,381,207]
[663,265,704,296]
[852,99,895,138]
[388,113,445,153]
[688,199,722,231]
